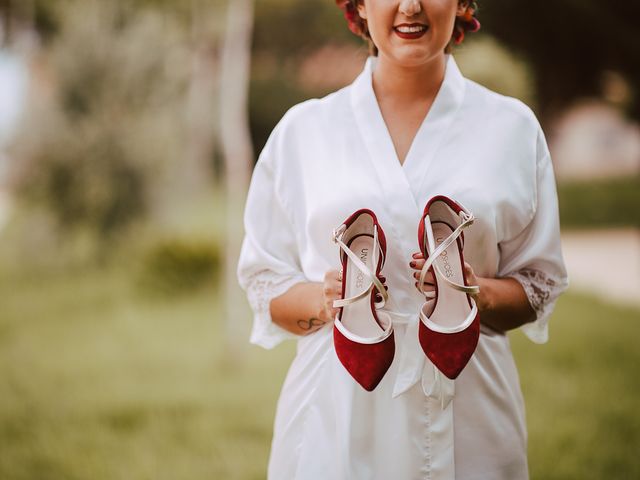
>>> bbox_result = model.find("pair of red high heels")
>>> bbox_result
[332,195,480,391]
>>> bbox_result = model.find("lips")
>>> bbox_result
[394,23,428,32]
[393,23,429,39]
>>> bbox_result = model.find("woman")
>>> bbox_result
[237,1,569,478]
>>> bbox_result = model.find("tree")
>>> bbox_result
[9,2,190,250]
[478,0,640,123]
[218,0,254,356]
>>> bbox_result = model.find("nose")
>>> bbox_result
[399,0,422,16]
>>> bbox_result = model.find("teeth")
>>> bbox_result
[396,25,426,33]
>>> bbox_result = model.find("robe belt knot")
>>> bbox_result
[383,309,455,409]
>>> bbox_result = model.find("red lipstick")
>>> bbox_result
[393,23,428,40]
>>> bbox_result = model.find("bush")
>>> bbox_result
[9,2,190,244]
[558,176,640,229]
[136,238,221,296]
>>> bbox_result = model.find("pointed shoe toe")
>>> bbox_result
[334,317,395,391]
[418,309,479,379]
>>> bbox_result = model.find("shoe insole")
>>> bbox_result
[428,222,471,329]
[342,234,384,338]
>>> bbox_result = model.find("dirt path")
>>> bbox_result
[561,228,640,307]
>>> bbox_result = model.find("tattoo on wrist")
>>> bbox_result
[296,317,326,332]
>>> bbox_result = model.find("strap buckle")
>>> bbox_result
[419,204,480,297]
[459,209,474,226]
[332,224,346,244]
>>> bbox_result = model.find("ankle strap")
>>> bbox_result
[419,209,480,297]
[332,223,389,308]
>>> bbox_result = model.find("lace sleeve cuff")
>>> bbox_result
[244,270,308,349]
[508,268,568,344]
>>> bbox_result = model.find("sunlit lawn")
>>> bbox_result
[0,259,638,479]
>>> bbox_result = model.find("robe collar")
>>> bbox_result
[349,54,467,399]
[349,53,466,222]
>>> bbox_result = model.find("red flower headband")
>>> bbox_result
[335,0,481,45]
[453,1,481,44]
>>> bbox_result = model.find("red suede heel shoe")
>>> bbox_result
[332,209,394,391]
[417,195,480,380]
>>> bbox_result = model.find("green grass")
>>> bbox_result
[511,294,640,480]
[0,260,638,479]
[0,262,295,480]
[557,176,640,229]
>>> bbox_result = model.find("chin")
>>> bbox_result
[387,47,443,67]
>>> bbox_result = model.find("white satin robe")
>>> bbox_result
[236,53,569,480]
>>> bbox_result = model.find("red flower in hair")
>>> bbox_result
[335,0,363,35]
[453,2,481,44]
[335,0,481,46]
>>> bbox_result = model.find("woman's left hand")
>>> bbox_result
[463,261,489,314]
[409,252,435,295]
[409,252,484,308]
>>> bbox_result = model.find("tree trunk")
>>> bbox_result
[1,0,12,46]
[183,0,218,197]
[218,0,254,359]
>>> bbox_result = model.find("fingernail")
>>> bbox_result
[412,252,420,258]
[410,261,415,267]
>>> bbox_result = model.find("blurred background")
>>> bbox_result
[0,0,638,478]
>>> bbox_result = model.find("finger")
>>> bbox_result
[414,281,435,293]
[463,262,475,277]
[374,290,387,302]
[409,258,426,270]
[326,268,340,282]
[413,270,432,280]
[328,296,340,310]
[463,262,478,282]
[411,252,424,259]
[413,270,435,283]
[324,284,341,297]
[375,287,389,298]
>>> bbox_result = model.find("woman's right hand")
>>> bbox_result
[409,251,436,296]
[320,268,388,323]
[271,268,390,337]
[319,269,342,322]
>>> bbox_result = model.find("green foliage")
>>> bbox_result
[10,1,190,242]
[478,0,640,122]
[137,238,221,296]
[249,72,309,158]
[249,0,356,154]
[558,176,640,229]
[16,126,148,238]
[253,0,352,58]
[455,35,535,107]
[510,293,640,480]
